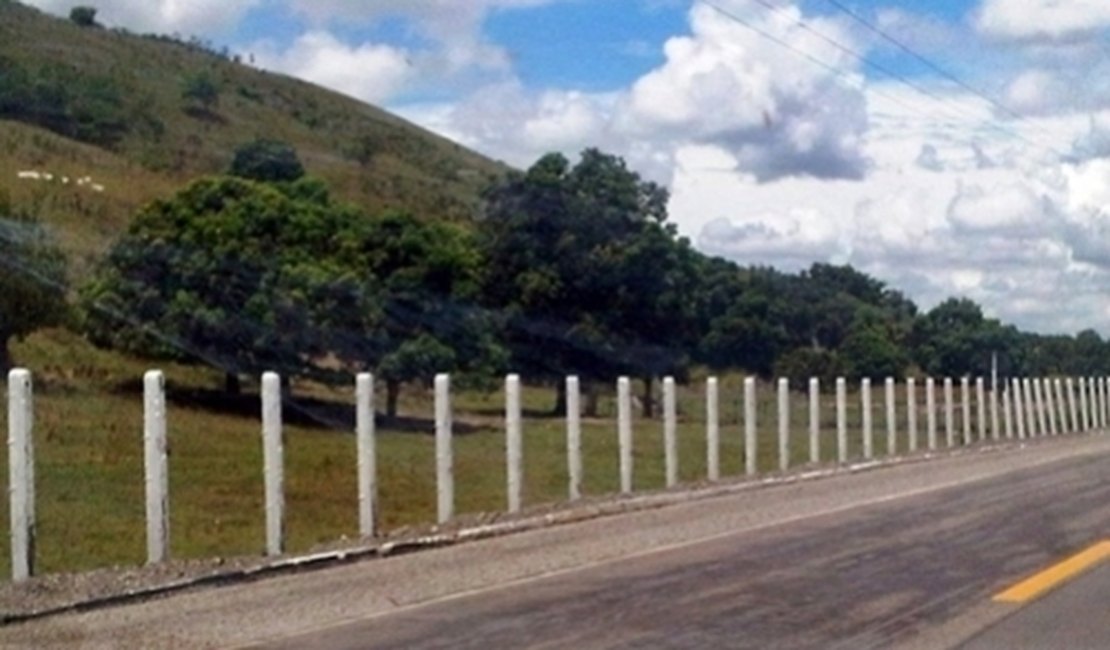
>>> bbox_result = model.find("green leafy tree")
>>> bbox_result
[182,71,220,113]
[69,6,97,27]
[0,199,69,371]
[362,212,506,417]
[80,176,377,393]
[230,139,305,183]
[480,149,686,416]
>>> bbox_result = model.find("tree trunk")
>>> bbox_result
[386,379,400,419]
[551,379,567,417]
[224,372,241,396]
[642,376,655,419]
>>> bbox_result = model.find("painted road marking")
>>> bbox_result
[994,541,1110,603]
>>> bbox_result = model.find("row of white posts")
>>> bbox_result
[7,369,1110,581]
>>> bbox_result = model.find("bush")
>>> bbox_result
[69,6,97,27]
[230,139,305,183]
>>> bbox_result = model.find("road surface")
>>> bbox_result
[3,435,1109,649]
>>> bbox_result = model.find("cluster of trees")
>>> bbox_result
[6,143,1110,416]
[0,55,163,147]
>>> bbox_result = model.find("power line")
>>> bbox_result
[817,0,1063,147]
[703,1,1067,160]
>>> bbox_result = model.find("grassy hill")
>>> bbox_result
[0,0,508,269]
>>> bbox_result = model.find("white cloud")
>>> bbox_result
[24,0,260,36]
[252,31,415,105]
[977,0,1110,43]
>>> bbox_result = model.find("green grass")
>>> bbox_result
[0,329,998,578]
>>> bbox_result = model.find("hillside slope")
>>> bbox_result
[0,0,507,266]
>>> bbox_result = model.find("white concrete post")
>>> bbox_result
[960,377,971,445]
[144,370,169,564]
[707,377,720,482]
[435,374,454,524]
[836,377,848,463]
[1002,386,1013,440]
[744,378,757,476]
[1066,377,1078,434]
[262,372,284,556]
[1023,378,1037,437]
[618,377,633,494]
[1044,378,1059,436]
[663,377,677,488]
[778,378,790,472]
[885,377,896,456]
[907,378,918,452]
[1012,378,1026,440]
[926,378,937,451]
[861,378,873,460]
[808,378,820,464]
[1033,378,1048,437]
[944,378,954,447]
[990,381,1000,441]
[1079,377,1090,432]
[8,369,35,581]
[1054,378,1066,436]
[356,373,377,538]
[976,377,986,443]
[505,374,523,514]
[566,376,582,500]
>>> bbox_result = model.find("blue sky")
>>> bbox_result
[22,0,1110,335]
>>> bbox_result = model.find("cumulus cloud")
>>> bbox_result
[1071,113,1110,161]
[252,32,415,105]
[24,0,260,36]
[976,0,1110,43]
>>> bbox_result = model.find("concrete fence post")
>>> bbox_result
[505,374,523,514]
[778,378,790,471]
[861,378,873,460]
[944,378,954,447]
[618,377,633,494]
[566,376,582,500]
[1023,378,1037,437]
[1100,378,1108,430]
[663,377,677,488]
[144,370,169,564]
[960,377,971,445]
[836,377,848,463]
[356,373,377,538]
[907,378,918,452]
[261,372,284,556]
[1066,377,1078,434]
[990,378,1000,441]
[1044,378,1059,436]
[1012,378,1026,440]
[926,377,937,451]
[1079,377,1090,432]
[1033,378,1048,437]
[976,377,986,442]
[1053,378,1066,435]
[809,378,820,464]
[1002,386,1013,440]
[8,369,35,581]
[707,377,720,481]
[744,378,757,476]
[435,374,454,524]
[885,377,896,456]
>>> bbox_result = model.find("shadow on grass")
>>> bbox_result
[112,378,487,435]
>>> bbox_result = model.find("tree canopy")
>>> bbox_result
[229,139,305,183]
[0,198,68,371]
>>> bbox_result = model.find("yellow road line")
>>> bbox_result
[994,540,1110,603]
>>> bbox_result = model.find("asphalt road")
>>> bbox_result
[254,445,1110,650]
[4,435,1109,649]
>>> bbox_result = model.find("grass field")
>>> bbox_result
[0,328,1000,579]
